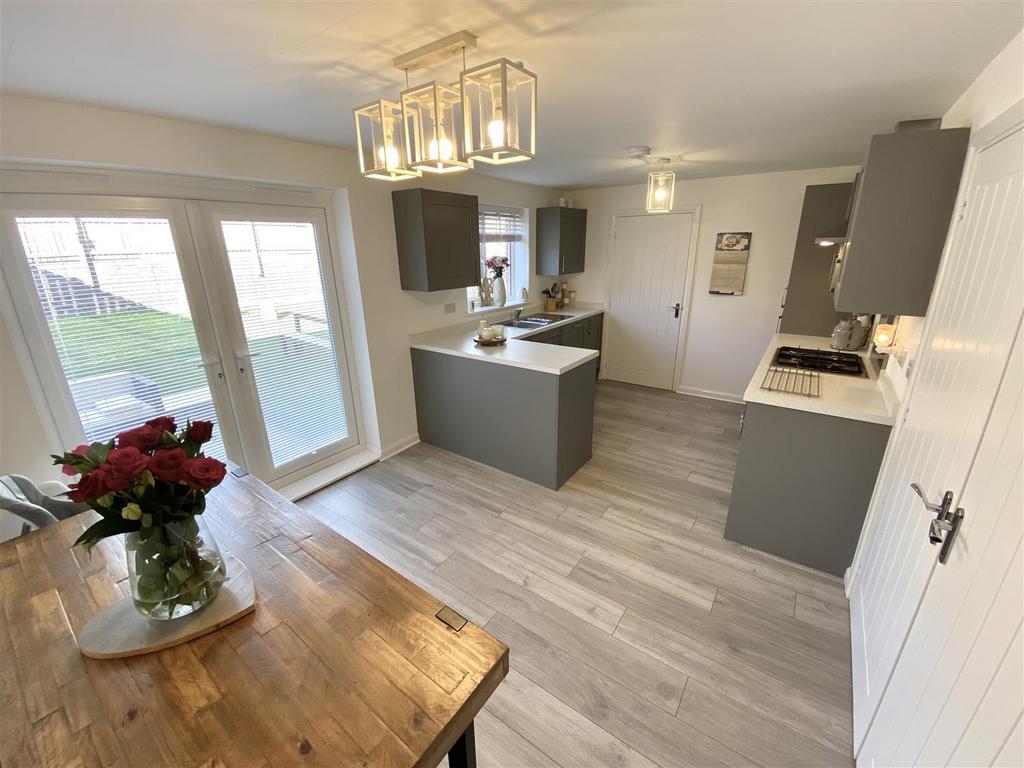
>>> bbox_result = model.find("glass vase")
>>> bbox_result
[125,514,226,620]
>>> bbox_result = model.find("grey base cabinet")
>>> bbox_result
[411,349,597,489]
[523,313,603,374]
[724,403,890,576]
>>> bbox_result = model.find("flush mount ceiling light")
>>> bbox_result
[353,98,420,180]
[461,58,537,164]
[353,30,536,180]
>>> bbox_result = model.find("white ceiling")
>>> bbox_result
[1,2,1021,188]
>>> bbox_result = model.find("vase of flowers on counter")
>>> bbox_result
[487,255,509,307]
[54,416,228,621]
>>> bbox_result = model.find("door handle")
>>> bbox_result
[911,482,962,562]
[233,350,261,375]
[189,357,225,380]
[666,302,681,318]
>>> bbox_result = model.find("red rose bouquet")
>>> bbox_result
[54,417,228,619]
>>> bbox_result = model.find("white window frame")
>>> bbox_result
[466,203,530,314]
[0,164,374,494]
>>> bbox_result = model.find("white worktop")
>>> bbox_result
[743,333,899,426]
[410,307,602,375]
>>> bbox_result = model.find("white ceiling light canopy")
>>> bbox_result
[461,58,537,165]
[353,98,420,180]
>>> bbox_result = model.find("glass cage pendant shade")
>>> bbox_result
[646,170,675,213]
[401,80,473,173]
[353,99,421,181]
[461,58,536,164]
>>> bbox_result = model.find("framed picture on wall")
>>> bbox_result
[710,232,752,295]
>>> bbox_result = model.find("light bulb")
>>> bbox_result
[873,323,896,348]
[487,118,505,147]
[654,186,668,203]
[377,143,400,168]
[428,136,454,162]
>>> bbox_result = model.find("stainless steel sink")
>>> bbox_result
[500,319,548,329]
[524,313,572,323]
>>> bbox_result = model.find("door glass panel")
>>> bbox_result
[219,220,350,468]
[14,216,224,456]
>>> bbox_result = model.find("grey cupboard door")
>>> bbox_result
[562,320,586,348]
[560,209,587,274]
[423,191,480,290]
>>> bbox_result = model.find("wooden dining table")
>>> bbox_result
[0,471,509,768]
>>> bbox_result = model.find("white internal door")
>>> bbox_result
[604,212,693,389]
[849,125,1024,753]
[859,326,1022,767]
[189,202,358,484]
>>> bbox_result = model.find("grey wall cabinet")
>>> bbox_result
[780,183,854,336]
[392,188,480,292]
[536,207,587,275]
[834,127,969,316]
[724,403,891,575]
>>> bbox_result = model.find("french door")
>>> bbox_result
[1,194,359,487]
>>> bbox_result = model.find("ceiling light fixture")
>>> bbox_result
[402,78,473,174]
[461,58,537,164]
[353,30,536,180]
[646,166,676,213]
[353,98,420,180]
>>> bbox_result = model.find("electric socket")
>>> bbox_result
[443,302,456,314]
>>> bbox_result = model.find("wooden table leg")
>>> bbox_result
[447,720,476,768]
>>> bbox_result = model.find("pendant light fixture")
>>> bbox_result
[402,67,472,173]
[461,58,537,164]
[646,167,676,213]
[353,98,420,181]
[352,31,536,180]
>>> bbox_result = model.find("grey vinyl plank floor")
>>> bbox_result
[299,381,854,767]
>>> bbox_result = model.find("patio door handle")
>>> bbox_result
[189,357,225,380]
[233,350,261,375]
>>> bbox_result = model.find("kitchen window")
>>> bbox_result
[466,204,528,312]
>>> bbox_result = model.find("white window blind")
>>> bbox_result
[468,204,528,310]
[14,216,224,456]
[219,220,350,468]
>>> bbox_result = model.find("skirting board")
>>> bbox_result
[381,433,420,460]
[674,385,744,404]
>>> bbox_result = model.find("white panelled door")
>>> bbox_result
[859,327,1022,767]
[604,212,694,389]
[849,125,1024,755]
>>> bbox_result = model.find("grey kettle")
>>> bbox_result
[830,316,870,350]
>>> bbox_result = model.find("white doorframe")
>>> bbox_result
[602,205,701,391]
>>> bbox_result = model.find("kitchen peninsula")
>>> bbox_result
[410,308,603,489]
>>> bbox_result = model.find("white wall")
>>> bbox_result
[0,95,559,480]
[890,29,1024,378]
[567,166,859,400]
